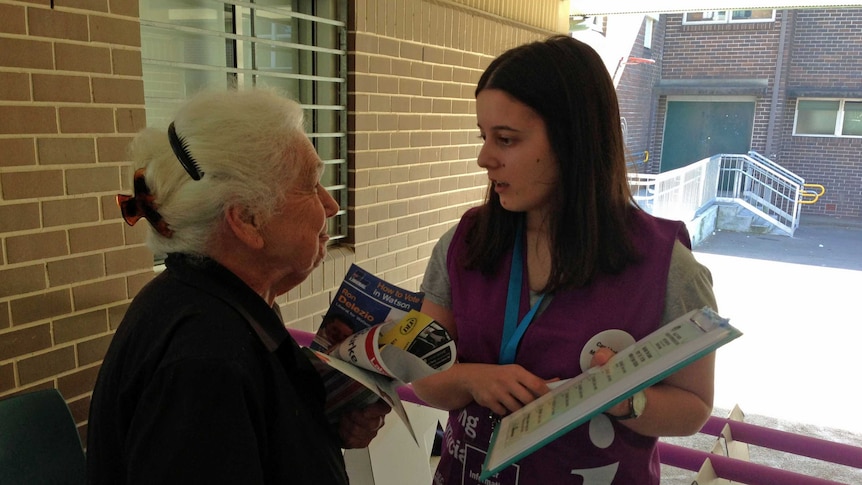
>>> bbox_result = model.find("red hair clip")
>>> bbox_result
[116,168,173,238]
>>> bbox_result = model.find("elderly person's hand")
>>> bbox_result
[338,399,392,449]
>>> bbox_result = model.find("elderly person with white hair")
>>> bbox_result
[87,88,390,485]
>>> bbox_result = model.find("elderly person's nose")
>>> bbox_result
[320,185,339,217]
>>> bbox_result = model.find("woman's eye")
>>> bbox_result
[477,132,513,145]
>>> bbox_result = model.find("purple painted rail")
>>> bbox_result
[700,416,862,469]
[290,328,314,347]
[657,442,846,485]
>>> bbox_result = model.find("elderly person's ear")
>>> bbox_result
[225,205,264,249]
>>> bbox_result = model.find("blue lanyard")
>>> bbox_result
[499,221,546,365]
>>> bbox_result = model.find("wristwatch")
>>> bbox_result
[613,390,646,421]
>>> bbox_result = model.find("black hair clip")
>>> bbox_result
[168,122,204,180]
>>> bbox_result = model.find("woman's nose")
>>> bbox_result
[476,142,496,169]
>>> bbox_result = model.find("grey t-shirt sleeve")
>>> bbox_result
[662,240,718,325]
[420,224,457,309]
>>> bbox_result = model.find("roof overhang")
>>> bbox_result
[787,87,862,97]
[654,79,770,96]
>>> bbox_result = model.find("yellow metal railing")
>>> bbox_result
[799,183,825,205]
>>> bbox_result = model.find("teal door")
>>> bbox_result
[661,100,755,171]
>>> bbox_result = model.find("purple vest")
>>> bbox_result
[434,208,689,485]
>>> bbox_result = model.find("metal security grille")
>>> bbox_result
[140,0,348,241]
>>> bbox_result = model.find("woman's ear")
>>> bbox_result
[225,205,264,249]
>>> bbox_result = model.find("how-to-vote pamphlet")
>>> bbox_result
[480,307,742,480]
[306,264,455,444]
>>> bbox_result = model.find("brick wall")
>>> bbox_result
[617,15,665,173]
[652,11,785,173]
[643,9,862,218]
[344,0,556,286]
[0,0,150,441]
[662,18,782,81]
[778,9,862,217]
[0,0,563,442]
[786,9,862,89]
[280,0,560,331]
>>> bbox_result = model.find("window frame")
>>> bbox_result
[139,0,349,246]
[793,97,862,138]
[644,15,656,49]
[682,9,776,25]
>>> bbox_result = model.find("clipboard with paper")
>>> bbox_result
[480,307,742,480]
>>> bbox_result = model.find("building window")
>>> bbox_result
[843,101,862,136]
[139,0,348,242]
[683,9,775,24]
[794,98,862,138]
[570,15,606,35]
[644,16,655,49]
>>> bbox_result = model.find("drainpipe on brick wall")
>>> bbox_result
[765,10,790,158]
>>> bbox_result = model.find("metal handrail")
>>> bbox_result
[800,183,826,204]
[629,155,720,223]
[625,150,649,172]
[717,152,805,235]
[746,151,803,186]
[629,151,809,236]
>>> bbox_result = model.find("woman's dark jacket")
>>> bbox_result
[87,254,348,485]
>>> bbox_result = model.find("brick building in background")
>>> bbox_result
[615,8,862,218]
[0,0,567,442]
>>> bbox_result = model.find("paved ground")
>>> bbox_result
[661,214,862,483]
[694,215,862,430]
[697,215,862,272]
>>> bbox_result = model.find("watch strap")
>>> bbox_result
[607,390,646,421]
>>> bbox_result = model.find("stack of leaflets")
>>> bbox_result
[307,264,455,443]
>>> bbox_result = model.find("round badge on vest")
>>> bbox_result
[578,329,636,373]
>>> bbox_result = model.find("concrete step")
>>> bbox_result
[715,204,786,235]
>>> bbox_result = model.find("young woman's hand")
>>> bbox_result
[460,363,551,415]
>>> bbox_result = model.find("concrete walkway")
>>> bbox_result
[692,215,862,433]
[660,215,862,484]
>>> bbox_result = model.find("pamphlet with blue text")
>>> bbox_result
[306,264,455,443]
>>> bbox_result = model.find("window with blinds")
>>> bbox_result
[794,98,862,138]
[140,0,348,242]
